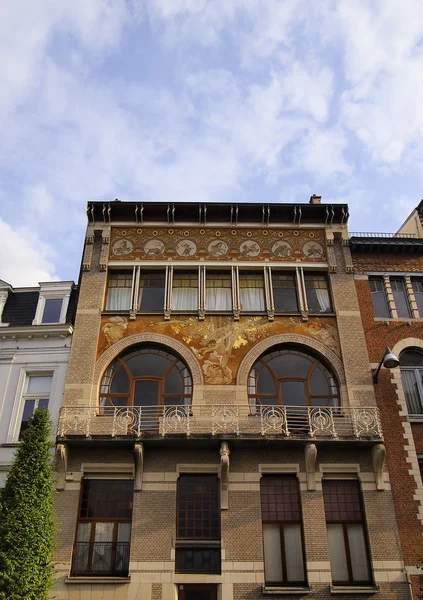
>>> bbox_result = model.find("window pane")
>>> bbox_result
[412,279,423,316]
[305,275,331,312]
[178,475,220,540]
[272,273,298,312]
[401,370,423,414]
[281,381,306,406]
[284,524,305,582]
[173,273,198,311]
[369,277,390,317]
[347,524,370,582]
[134,380,160,406]
[139,272,165,311]
[80,480,133,519]
[94,522,114,542]
[257,367,276,394]
[263,525,283,583]
[38,399,49,411]
[239,273,265,311]
[164,366,184,394]
[400,351,423,367]
[310,367,330,395]
[110,366,129,393]
[206,274,232,311]
[327,524,349,582]
[126,354,169,377]
[107,288,131,310]
[19,399,35,438]
[391,278,411,318]
[268,354,311,379]
[42,298,62,323]
[27,376,52,394]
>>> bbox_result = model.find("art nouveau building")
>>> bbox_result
[0,279,75,485]
[52,199,410,599]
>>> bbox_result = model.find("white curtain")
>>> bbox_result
[315,289,331,312]
[107,288,131,310]
[283,524,305,582]
[327,524,349,582]
[263,524,283,583]
[347,524,370,582]
[206,288,232,311]
[240,288,265,311]
[401,370,422,414]
[172,288,197,311]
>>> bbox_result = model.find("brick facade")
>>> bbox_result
[51,202,411,599]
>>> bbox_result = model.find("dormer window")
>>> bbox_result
[32,281,73,325]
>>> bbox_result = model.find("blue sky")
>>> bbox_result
[1,0,423,286]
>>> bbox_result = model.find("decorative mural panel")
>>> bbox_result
[98,315,339,385]
[108,228,327,262]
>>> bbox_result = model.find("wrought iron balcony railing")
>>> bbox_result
[71,541,130,577]
[57,404,383,440]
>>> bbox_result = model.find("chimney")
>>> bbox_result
[309,194,322,205]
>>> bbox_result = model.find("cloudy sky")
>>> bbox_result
[1,0,423,287]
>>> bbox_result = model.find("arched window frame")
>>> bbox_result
[248,347,339,411]
[399,349,423,416]
[99,346,193,410]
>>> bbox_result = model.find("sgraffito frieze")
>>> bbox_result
[98,315,339,385]
[109,227,327,262]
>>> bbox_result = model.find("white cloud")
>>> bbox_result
[0,217,57,287]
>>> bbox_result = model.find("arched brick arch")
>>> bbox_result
[236,333,347,391]
[93,333,204,396]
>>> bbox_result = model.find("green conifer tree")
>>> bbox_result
[0,409,55,599]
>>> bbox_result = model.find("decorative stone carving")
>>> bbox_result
[134,443,144,491]
[112,239,133,256]
[220,442,230,510]
[176,239,197,256]
[303,241,324,259]
[305,443,317,491]
[82,235,94,271]
[55,443,68,491]
[372,443,386,491]
[144,239,165,256]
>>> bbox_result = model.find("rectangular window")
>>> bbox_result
[369,277,390,318]
[260,475,306,586]
[418,456,423,483]
[391,278,411,318]
[176,475,221,574]
[172,272,198,311]
[19,375,52,439]
[239,271,265,312]
[139,271,165,311]
[42,298,63,323]
[412,278,423,317]
[272,272,298,312]
[304,274,331,313]
[323,480,371,585]
[106,271,132,311]
[71,479,133,577]
[206,271,232,312]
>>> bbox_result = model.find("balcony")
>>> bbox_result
[71,541,130,577]
[57,405,383,441]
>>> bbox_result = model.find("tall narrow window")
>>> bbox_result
[206,271,232,312]
[369,277,390,318]
[19,375,52,439]
[72,479,133,577]
[139,271,165,311]
[239,271,265,312]
[412,278,423,317]
[304,274,331,313]
[176,475,221,574]
[391,278,411,318]
[261,476,306,586]
[323,480,371,585]
[42,298,63,323]
[399,349,423,415]
[272,272,298,312]
[106,271,132,311]
[172,272,198,311]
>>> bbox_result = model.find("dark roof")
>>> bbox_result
[86,201,349,226]
[349,236,423,254]
[2,287,78,327]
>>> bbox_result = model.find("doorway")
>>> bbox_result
[178,584,217,600]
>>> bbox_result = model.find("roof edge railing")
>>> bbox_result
[349,232,417,239]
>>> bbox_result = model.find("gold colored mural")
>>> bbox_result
[98,315,339,385]
[109,227,327,263]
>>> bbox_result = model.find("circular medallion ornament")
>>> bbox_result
[272,241,292,258]
[208,240,229,257]
[144,239,165,257]
[176,239,197,257]
[303,241,324,259]
[112,239,133,256]
[137,229,143,235]
[239,240,260,257]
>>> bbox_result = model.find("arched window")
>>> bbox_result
[248,347,339,409]
[400,349,423,415]
[100,346,193,409]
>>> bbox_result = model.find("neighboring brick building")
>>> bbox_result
[0,279,76,484]
[350,205,423,598]
[52,199,410,599]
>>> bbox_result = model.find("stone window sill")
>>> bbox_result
[66,576,131,584]
[262,586,312,595]
[330,585,379,594]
